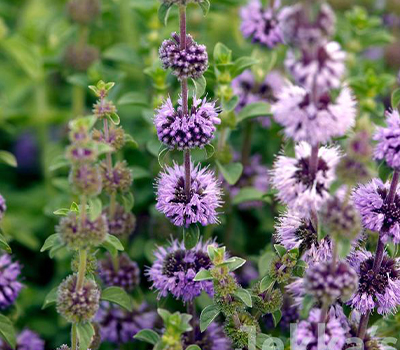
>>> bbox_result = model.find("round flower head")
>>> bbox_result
[57,274,100,323]
[348,249,400,315]
[66,143,97,164]
[155,162,222,227]
[67,0,100,25]
[240,0,283,48]
[0,254,22,309]
[0,194,6,222]
[305,261,358,304]
[272,84,356,145]
[159,32,208,80]
[99,253,140,292]
[146,239,214,302]
[285,41,346,91]
[154,96,220,151]
[374,110,400,169]
[95,302,158,344]
[56,212,107,250]
[92,99,117,119]
[294,307,347,350]
[104,204,136,238]
[69,164,102,197]
[63,44,99,72]
[252,283,283,314]
[353,178,400,244]
[71,252,97,275]
[182,322,231,350]
[0,329,45,350]
[224,312,260,349]
[271,142,341,214]
[92,126,125,151]
[101,160,132,194]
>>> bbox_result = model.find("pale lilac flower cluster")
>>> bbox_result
[0,194,6,221]
[182,322,231,350]
[0,254,23,309]
[0,329,45,350]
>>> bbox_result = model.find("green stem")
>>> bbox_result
[71,323,78,350]
[76,249,87,291]
[72,85,85,117]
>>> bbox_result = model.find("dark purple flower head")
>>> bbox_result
[285,41,346,91]
[154,96,220,151]
[271,142,341,215]
[13,132,39,172]
[353,178,400,244]
[159,32,208,80]
[155,162,222,227]
[182,322,231,350]
[101,160,132,194]
[0,194,6,222]
[99,253,140,292]
[95,302,158,344]
[0,254,22,309]
[146,239,214,302]
[272,85,356,146]
[240,0,283,48]
[104,204,136,238]
[374,110,400,169]
[348,250,400,315]
[69,164,102,197]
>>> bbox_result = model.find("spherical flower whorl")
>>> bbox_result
[104,204,136,238]
[63,44,99,72]
[66,143,97,164]
[95,302,158,344]
[272,85,356,145]
[154,96,220,151]
[56,212,107,250]
[0,194,6,221]
[155,162,222,227]
[69,164,102,197]
[240,0,283,48]
[146,239,214,302]
[0,254,23,309]
[57,274,100,323]
[374,110,400,169]
[224,312,260,349]
[271,142,341,214]
[92,99,117,119]
[181,322,231,350]
[347,250,400,315]
[99,253,140,292]
[353,178,400,244]
[159,32,208,80]
[252,283,283,314]
[285,41,346,91]
[71,252,97,275]
[67,0,100,25]
[101,160,132,194]
[305,261,358,304]
[92,126,125,150]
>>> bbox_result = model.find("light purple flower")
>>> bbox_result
[285,41,346,91]
[0,329,45,350]
[155,162,222,227]
[0,254,23,309]
[272,84,356,145]
[146,239,214,302]
[240,0,283,48]
[0,194,6,222]
[182,322,231,350]
[352,178,400,244]
[154,96,220,150]
[374,110,400,169]
[271,142,341,215]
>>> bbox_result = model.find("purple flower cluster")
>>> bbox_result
[154,96,220,150]
[182,322,231,350]
[0,254,23,309]
[146,239,214,302]
[155,162,222,227]
[240,0,283,48]
[0,329,45,350]
[0,194,6,221]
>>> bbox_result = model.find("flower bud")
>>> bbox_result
[67,0,100,25]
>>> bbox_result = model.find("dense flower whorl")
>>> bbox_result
[101,160,132,194]
[182,322,231,350]
[146,239,214,302]
[57,274,100,323]
[272,84,356,145]
[154,96,220,151]
[104,204,136,238]
[155,162,222,227]
[0,194,6,221]
[0,329,45,350]
[348,250,400,315]
[353,178,400,244]
[99,253,140,292]
[95,302,158,344]
[67,0,100,25]
[240,0,283,48]
[92,126,125,151]
[0,254,22,309]
[374,110,400,169]
[271,142,341,214]
[69,164,102,197]
[159,32,208,80]
[285,41,346,91]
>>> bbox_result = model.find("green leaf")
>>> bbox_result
[259,275,275,292]
[183,224,200,250]
[121,192,135,212]
[258,251,275,277]
[200,305,220,332]
[234,288,252,307]
[256,333,271,350]
[300,295,315,319]
[67,74,88,87]
[49,155,69,172]
[207,245,217,260]
[216,161,243,185]
[53,208,70,216]
[392,88,400,110]
[213,43,232,65]
[232,187,265,205]
[76,323,94,350]
[89,198,102,221]
[221,95,239,112]
[124,134,139,148]
[0,151,17,167]
[198,0,210,16]
[101,287,133,312]
[49,240,66,259]
[231,56,259,76]
[101,234,124,257]
[103,43,139,65]
[40,234,59,253]
[193,269,213,281]
[42,287,58,310]
[117,92,148,106]
[158,2,173,25]
[338,239,352,259]
[274,244,286,257]
[191,76,207,97]
[219,257,246,272]
[0,233,11,253]
[237,102,271,123]
[70,202,80,212]
[186,346,201,350]
[0,314,16,349]
[134,329,160,345]
[157,308,171,323]
[272,310,282,327]
[108,113,120,125]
